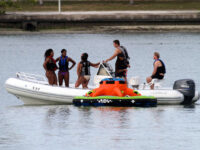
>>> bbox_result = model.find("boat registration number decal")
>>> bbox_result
[32,86,40,91]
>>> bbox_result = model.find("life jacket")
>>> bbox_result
[59,56,69,72]
[154,59,166,74]
[81,61,91,76]
[118,46,130,61]
[116,46,130,73]
[46,56,58,71]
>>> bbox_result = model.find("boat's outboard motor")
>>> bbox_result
[173,79,195,105]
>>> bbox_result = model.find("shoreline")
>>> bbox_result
[0,11,200,31]
[1,25,200,34]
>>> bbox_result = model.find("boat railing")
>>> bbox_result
[16,72,48,84]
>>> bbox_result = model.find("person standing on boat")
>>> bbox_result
[104,40,130,79]
[75,53,100,88]
[43,49,58,85]
[56,49,76,87]
[146,52,166,89]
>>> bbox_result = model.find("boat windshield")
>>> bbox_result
[96,63,114,77]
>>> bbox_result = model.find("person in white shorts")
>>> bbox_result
[75,53,100,88]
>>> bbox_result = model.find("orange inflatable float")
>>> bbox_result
[86,78,141,97]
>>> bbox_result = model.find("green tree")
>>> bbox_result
[0,0,15,14]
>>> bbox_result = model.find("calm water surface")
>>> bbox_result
[0,32,200,150]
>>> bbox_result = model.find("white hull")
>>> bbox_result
[5,78,200,105]
[5,78,88,105]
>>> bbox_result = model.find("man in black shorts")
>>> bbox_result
[146,52,166,89]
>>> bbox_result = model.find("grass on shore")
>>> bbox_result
[5,1,200,11]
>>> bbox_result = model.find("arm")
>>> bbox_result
[68,57,76,70]
[43,58,50,72]
[77,63,82,77]
[90,62,100,68]
[55,57,60,62]
[151,61,159,76]
[105,49,121,63]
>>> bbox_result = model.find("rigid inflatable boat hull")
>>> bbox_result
[5,78,200,105]
[5,78,88,105]
[138,90,184,105]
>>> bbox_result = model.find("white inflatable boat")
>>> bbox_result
[5,63,200,105]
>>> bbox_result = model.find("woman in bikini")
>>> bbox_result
[43,49,58,85]
[75,53,100,89]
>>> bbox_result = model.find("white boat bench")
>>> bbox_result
[149,78,165,89]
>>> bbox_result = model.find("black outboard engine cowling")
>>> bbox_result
[173,79,195,105]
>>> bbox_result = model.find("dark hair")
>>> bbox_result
[81,53,88,61]
[113,40,120,45]
[44,49,53,58]
[61,49,67,53]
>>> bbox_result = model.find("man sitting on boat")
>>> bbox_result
[104,40,130,79]
[146,52,166,89]
[75,53,100,88]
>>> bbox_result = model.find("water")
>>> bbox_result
[0,32,200,150]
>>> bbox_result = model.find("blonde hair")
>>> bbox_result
[154,52,160,59]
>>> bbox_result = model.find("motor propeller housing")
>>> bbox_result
[173,79,195,105]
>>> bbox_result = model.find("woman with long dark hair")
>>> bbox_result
[75,53,100,88]
[56,49,76,87]
[43,49,58,85]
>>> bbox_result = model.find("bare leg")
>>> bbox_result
[53,72,58,85]
[146,76,154,89]
[46,71,56,85]
[58,71,64,86]
[82,79,89,89]
[64,72,69,87]
[75,76,84,88]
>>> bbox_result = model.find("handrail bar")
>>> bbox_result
[16,72,48,84]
